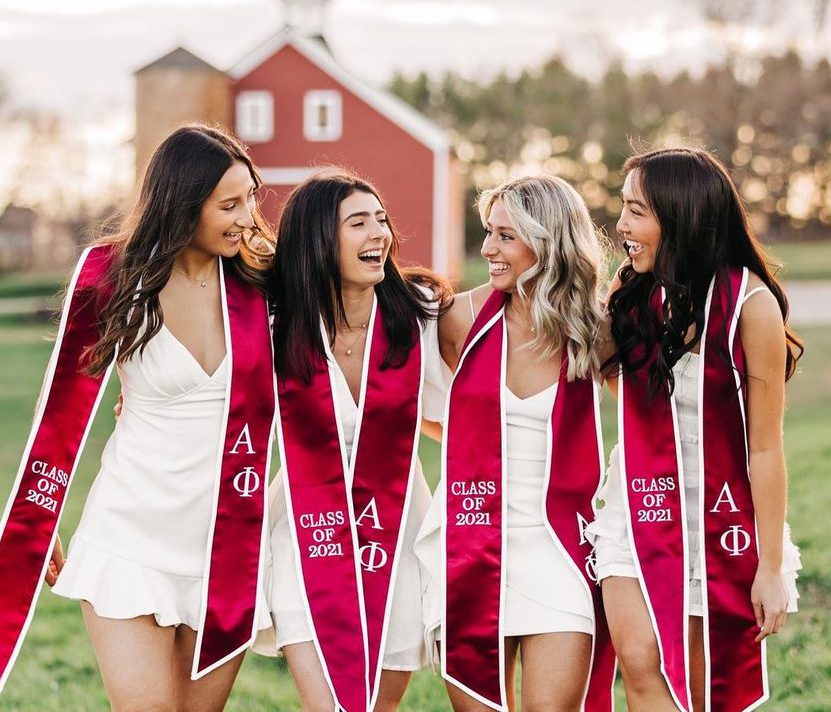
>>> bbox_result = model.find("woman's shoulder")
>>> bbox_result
[442,284,490,328]
[739,271,783,330]
[438,284,491,357]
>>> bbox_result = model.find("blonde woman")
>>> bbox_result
[415,175,616,712]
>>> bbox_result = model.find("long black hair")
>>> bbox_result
[271,169,451,382]
[605,147,803,392]
[85,124,274,376]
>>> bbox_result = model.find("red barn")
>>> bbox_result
[135,24,465,278]
[229,29,464,276]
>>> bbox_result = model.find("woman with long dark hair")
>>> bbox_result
[0,124,277,708]
[588,147,802,711]
[253,170,450,712]
[415,175,616,712]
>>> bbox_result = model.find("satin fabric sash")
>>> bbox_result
[192,257,277,678]
[443,290,613,711]
[276,297,423,712]
[0,245,276,691]
[620,267,764,711]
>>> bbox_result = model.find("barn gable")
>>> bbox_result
[230,29,448,153]
[229,29,453,274]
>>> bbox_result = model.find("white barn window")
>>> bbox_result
[304,90,342,141]
[236,91,274,142]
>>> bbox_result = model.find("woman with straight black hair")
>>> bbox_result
[587,147,802,712]
[0,124,277,709]
[253,170,450,712]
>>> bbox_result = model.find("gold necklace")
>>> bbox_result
[507,305,536,335]
[336,322,368,356]
[174,265,210,288]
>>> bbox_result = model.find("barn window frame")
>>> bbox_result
[303,90,342,142]
[236,91,274,143]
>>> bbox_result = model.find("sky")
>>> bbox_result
[3,0,828,122]
[0,0,828,209]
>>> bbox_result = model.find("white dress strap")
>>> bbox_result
[741,285,768,305]
[468,291,476,322]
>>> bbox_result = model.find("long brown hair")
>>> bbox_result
[270,169,451,382]
[84,124,275,376]
[605,147,803,391]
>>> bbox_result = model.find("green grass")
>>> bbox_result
[0,324,828,710]
[0,271,64,300]
[769,240,831,282]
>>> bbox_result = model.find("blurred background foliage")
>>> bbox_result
[390,49,831,251]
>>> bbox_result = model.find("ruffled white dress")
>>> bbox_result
[586,350,801,615]
[52,324,271,631]
[415,382,595,654]
[253,313,448,670]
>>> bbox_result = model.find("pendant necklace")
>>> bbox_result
[337,322,368,356]
[174,265,209,288]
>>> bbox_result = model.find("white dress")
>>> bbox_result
[415,381,595,653]
[52,324,272,631]
[586,350,801,615]
[253,313,448,671]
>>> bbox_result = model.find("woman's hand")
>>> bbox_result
[45,536,65,587]
[113,393,124,418]
[421,418,443,443]
[751,565,789,642]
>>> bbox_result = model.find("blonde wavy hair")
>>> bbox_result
[479,175,606,380]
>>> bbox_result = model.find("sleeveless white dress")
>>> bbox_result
[52,324,271,631]
[586,350,801,615]
[415,381,595,654]
[253,313,448,671]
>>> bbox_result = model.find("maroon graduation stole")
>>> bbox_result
[619,267,766,711]
[0,245,276,691]
[442,290,615,711]
[276,296,423,712]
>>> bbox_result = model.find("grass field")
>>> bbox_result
[0,320,829,710]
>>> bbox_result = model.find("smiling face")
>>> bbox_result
[190,160,257,259]
[337,189,393,291]
[617,169,662,273]
[480,197,537,291]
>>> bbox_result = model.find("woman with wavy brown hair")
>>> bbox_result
[588,147,802,712]
[0,124,277,709]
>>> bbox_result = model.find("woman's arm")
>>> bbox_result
[45,537,64,587]
[740,278,790,642]
[438,284,490,372]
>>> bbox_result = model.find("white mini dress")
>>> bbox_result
[415,381,595,652]
[586,350,801,615]
[52,324,271,631]
[253,313,448,671]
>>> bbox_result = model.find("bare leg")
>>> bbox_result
[283,642,335,712]
[688,616,705,712]
[444,637,519,712]
[602,577,678,712]
[373,670,411,712]
[518,632,592,712]
[81,602,177,712]
[172,624,245,712]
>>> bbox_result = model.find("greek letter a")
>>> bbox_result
[710,482,739,513]
[355,497,383,530]
[229,423,255,455]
